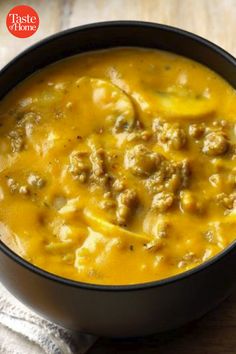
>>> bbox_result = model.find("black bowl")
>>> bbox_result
[0,21,235,337]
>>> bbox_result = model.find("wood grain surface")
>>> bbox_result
[0,1,236,353]
[0,0,236,69]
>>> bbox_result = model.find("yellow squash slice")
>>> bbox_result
[84,208,150,242]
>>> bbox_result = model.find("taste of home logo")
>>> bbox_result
[6,5,39,38]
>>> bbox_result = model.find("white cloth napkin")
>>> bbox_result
[0,283,97,354]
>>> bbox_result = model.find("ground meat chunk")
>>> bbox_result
[125,144,162,177]
[99,198,116,210]
[216,192,236,212]
[88,136,110,187]
[27,173,46,188]
[151,191,174,212]
[144,218,170,251]
[204,230,215,244]
[8,129,24,152]
[202,132,229,156]
[189,123,205,139]
[69,151,90,183]
[6,177,19,193]
[8,112,41,153]
[145,158,191,194]
[6,177,29,194]
[178,159,191,188]
[153,120,187,150]
[178,252,199,268]
[18,112,41,137]
[91,148,106,177]
[168,126,187,150]
[112,179,126,192]
[165,174,181,193]
[90,147,110,186]
[204,221,231,247]
[116,189,138,225]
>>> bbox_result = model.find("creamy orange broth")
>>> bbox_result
[0,48,235,285]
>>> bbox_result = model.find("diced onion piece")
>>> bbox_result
[58,197,84,215]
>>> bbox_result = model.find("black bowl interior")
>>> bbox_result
[0,21,235,291]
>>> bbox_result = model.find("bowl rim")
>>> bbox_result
[0,20,236,292]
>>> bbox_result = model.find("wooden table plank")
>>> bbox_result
[1,0,236,70]
[69,0,236,56]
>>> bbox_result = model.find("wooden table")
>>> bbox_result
[0,1,236,353]
[1,0,236,67]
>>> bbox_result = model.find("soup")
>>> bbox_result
[0,48,235,285]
